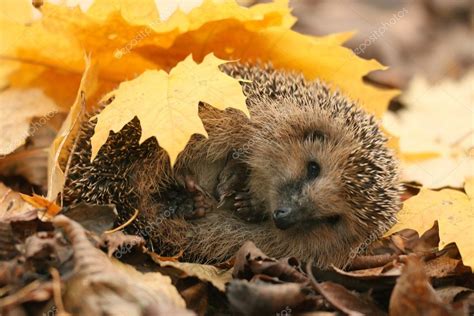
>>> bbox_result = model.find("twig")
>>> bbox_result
[105,208,140,233]
[50,267,70,316]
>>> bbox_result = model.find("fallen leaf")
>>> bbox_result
[0,182,34,219]
[386,178,474,268]
[227,280,312,316]
[112,259,188,310]
[177,281,208,316]
[389,256,452,316]
[0,61,20,90]
[0,0,291,93]
[0,0,37,24]
[46,57,98,202]
[383,71,474,188]
[424,255,471,278]
[62,202,117,235]
[436,286,474,304]
[24,231,73,270]
[233,241,308,283]
[20,194,61,219]
[2,0,396,124]
[0,208,52,241]
[309,280,385,316]
[90,53,249,164]
[152,258,233,292]
[101,231,145,257]
[0,111,65,192]
[0,88,59,156]
[52,215,191,315]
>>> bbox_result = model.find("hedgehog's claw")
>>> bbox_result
[232,191,265,223]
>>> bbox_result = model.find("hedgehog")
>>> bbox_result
[63,63,401,268]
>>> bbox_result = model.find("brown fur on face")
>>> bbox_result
[64,63,401,269]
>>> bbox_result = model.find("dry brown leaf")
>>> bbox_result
[101,231,145,257]
[310,281,385,316]
[152,257,233,292]
[389,256,452,316]
[227,281,311,316]
[53,215,191,315]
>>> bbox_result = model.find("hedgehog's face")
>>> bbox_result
[252,127,355,234]
[247,98,399,242]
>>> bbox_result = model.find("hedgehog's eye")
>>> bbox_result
[307,161,320,180]
[304,130,325,142]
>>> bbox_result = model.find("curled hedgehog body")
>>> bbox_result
[64,63,400,268]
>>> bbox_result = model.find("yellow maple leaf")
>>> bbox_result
[2,0,399,193]
[90,53,249,164]
[386,178,474,268]
[1,0,395,120]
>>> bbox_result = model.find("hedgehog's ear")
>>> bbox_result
[304,130,325,142]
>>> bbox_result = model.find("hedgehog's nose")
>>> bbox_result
[272,207,296,230]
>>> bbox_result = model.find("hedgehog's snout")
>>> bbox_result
[272,207,297,229]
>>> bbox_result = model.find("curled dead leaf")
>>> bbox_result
[52,215,192,315]
[389,256,453,316]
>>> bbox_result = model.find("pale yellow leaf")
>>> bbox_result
[0,88,59,156]
[90,53,249,164]
[0,182,34,219]
[386,178,474,268]
[47,57,98,201]
[0,0,37,24]
[383,71,474,188]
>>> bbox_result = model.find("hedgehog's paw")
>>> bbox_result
[233,191,266,223]
[181,175,212,219]
[216,155,251,201]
